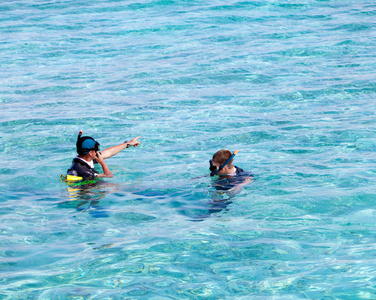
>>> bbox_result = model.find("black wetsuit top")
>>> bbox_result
[67,158,98,180]
[214,166,252,191]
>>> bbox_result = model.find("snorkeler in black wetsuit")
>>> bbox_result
[67,133,112,180]
[62,131,142,217]
[66,131,142,180]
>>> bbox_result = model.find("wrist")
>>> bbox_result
[124,141,130,148]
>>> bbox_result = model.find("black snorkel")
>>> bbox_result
[210,150,239,176]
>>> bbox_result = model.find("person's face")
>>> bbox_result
[89,150,98,159]
[89,144,100,158]
[210,160,229,175]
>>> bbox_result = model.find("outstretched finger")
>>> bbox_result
[130,136,141,143]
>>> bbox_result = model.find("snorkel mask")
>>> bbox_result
[76,131,100,155]
[209,150,239,176]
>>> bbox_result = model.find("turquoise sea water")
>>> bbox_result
[1,0,376,298]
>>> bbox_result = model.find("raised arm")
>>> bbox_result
[101,136,141,159]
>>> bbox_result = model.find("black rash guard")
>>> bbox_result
[67,158,98,180]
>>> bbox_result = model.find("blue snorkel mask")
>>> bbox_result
[210,150,239,176]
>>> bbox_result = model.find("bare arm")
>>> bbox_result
[101,136,141,159]
[95,151,113,178]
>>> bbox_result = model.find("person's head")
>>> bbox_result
[209,149,235,176]
[76,132,100,158]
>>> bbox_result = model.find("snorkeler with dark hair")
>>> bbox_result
[66,131,141,180]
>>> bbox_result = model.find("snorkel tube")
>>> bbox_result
[211,150,239,176]
[76,131,83,153]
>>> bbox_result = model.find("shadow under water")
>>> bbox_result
[58,180,120,218]
[58,171,254,221]
[133,173,254,221]
[188,172,255,221]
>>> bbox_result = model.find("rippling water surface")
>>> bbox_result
[1,0,376,299]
